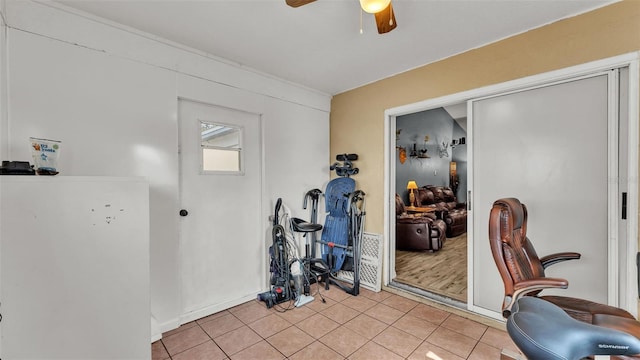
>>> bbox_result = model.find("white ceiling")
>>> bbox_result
[54,0,616,95]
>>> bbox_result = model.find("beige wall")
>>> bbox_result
[330,0,640,235]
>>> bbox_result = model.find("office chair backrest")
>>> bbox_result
[489,198,546,302]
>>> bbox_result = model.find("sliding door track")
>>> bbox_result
[389,280,467,311]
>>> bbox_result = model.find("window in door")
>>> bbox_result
[200,121,243,174]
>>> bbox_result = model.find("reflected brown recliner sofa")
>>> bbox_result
[416,186,467,238]
[395,194,446,251]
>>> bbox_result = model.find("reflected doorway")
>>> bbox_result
[392,103,468,304]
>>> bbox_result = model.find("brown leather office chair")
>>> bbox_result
[489,197,635,323]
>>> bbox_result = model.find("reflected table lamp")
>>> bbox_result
[407,180,418,207]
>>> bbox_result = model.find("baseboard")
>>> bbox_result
[180,293,258,325]
[151,332,162,343]
[151,293,262,341]
[151,317,181,342]
[150,315,161,342]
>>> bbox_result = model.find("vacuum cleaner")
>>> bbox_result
[258,198,314,309]
[257,223,293,308]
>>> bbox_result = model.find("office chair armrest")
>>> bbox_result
[540,252,581,269]
[503,277,570,317]
[512,278,569,304]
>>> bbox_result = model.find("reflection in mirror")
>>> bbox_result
[200,121,242,173]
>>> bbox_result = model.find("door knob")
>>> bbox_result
[179,209,189,217]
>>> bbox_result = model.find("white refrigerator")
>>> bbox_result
[0,176,150,359]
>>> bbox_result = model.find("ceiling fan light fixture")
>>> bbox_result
[359,0,391,14]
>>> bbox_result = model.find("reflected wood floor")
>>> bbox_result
[394,234,467,302]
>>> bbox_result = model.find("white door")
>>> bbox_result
[470,73,617,316]
[617,67,631,310]
[178,99,263,319]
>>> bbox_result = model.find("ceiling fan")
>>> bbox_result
[285,0,397,34]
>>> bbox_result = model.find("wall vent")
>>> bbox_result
[336,232,383,292]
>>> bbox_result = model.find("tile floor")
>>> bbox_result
[152,285,523,360]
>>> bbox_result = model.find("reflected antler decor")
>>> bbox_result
[397,145,407,164]
[438,140,449,158]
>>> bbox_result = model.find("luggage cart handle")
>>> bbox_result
[274,198,282,226]
[303,188,322,209]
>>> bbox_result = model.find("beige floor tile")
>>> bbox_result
[228,299,260,312]
[409,341,465,360]
[151,340,170,360]
[162,325,211,356]
[363,303,405,325]
[407,303,451,325]
[343,314,389,340]
[162,321,198,338]
[229,300,274,324]
[441,314,488,340]
[200,313,244,338]
[308,282,328,294]
[340,295,378,312]
[320,285,354,302]
[214,326,262,355]
[295,313,341,339]
[319,325,369,357]
[372,326,422,358]
[165,292,521,360]
[230,340,285,360]
[479,327,522,355]
[468,342,502,360]
[358,288,393,302]
[248,314,292,338]
[381,294,420,313]
[172,341,226,360]
[196,310,231,325]
[276,304,317,324]
[348,341,404,360]
[302,292,337,312]
[288,341,345,360]
[392,314,438,340]
[267,325,315,357]
[320,303,361,324]
[426,327,478,359]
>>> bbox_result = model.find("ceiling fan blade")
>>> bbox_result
[374,2,397,34]
[285,0,317,8]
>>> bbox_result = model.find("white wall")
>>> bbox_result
[2,0,330,334]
